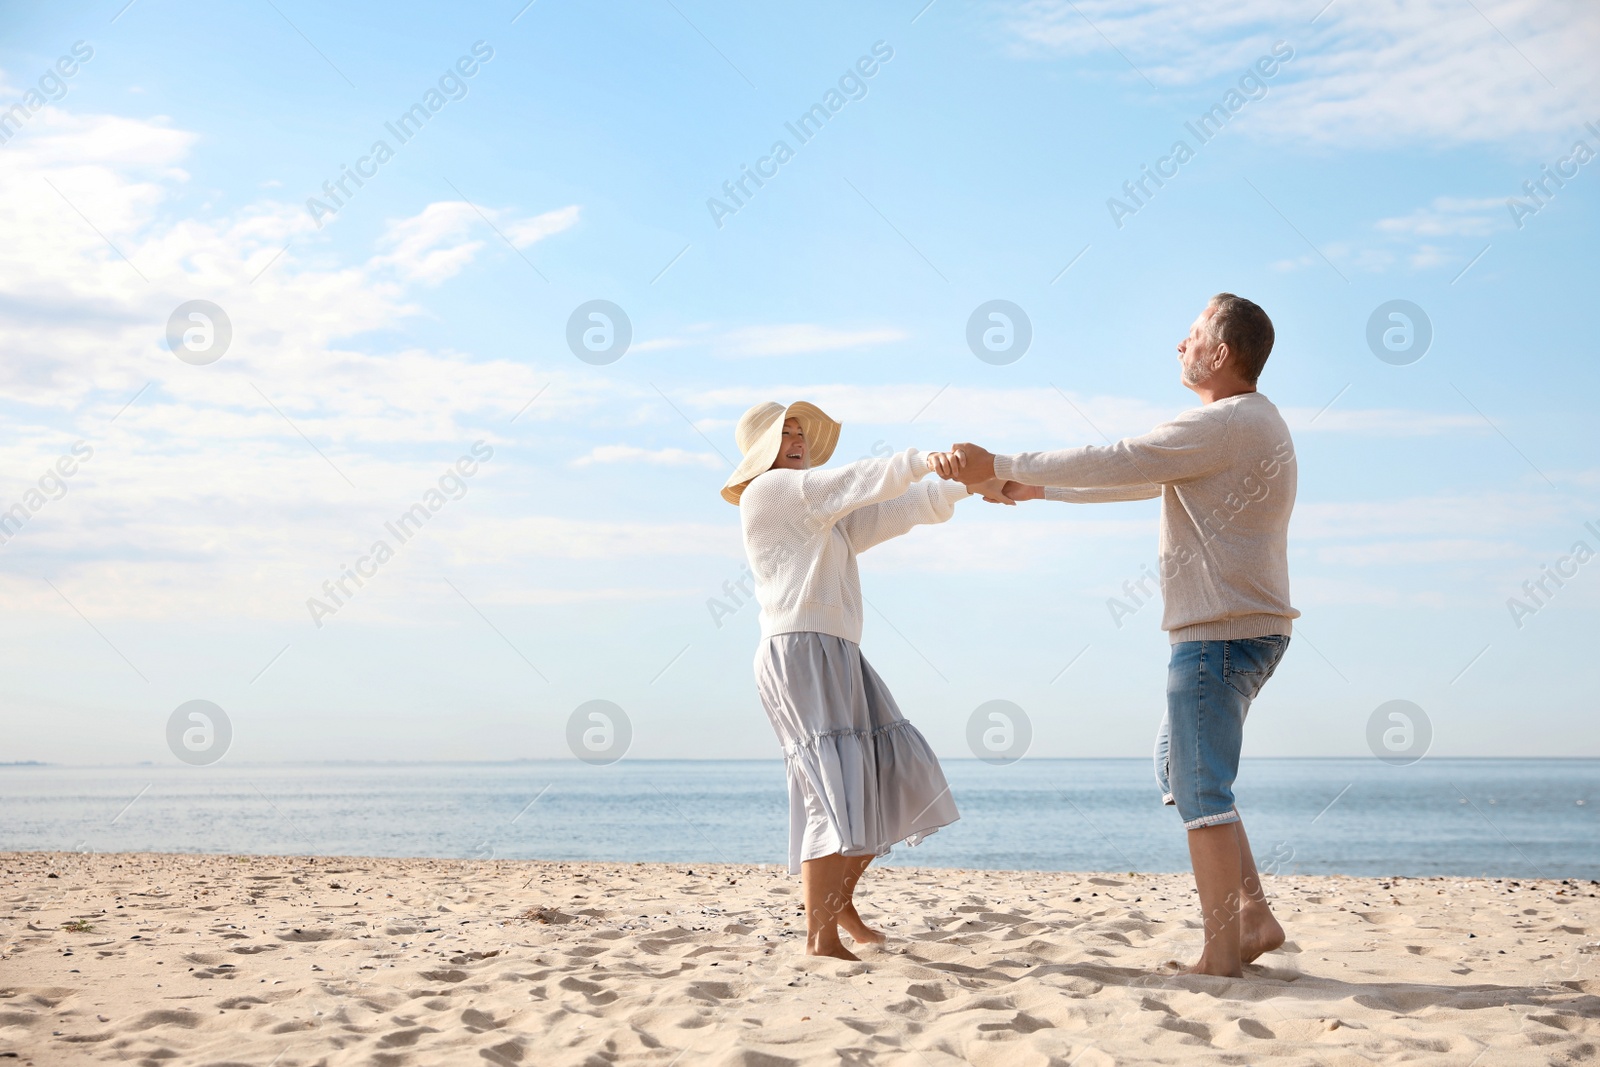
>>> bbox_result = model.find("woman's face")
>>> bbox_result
[770,417,807,470]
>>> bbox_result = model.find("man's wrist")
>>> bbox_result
[992,454,1015,481]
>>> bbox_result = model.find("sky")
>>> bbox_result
[0,0,1596,766]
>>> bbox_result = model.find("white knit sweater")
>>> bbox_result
[739,448,972,644]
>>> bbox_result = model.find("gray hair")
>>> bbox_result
[1206,293,1275,383]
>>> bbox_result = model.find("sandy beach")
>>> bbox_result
[2,852,1596,1066]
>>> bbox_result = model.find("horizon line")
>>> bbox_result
[5,755,1599,769]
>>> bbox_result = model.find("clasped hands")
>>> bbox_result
[926,443,1042,504]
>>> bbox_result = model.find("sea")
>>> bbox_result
[1,759,1595,880]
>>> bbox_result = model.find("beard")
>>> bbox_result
[1181,358,1211,386]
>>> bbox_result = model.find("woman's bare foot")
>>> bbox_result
[801,854,859,960]
[1240,908,1285,963]
[838,904,886,946]
[806,934,859,961]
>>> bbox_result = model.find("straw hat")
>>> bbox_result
[720,401,841,504]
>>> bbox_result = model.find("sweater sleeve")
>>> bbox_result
[839,480,971,554]
[797,448,933,521]
[992,405,1233,488]
[1042,484,1162,503]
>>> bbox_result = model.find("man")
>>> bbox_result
[933,293,1297,978]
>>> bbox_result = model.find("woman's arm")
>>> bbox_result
[838,480,972,554]
[796,448,935,521]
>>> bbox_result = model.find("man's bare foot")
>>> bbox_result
[838,904,886,946]
[806,937,860,961]
[1240,910,1285,963]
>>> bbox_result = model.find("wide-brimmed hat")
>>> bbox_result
[720,401,841,504]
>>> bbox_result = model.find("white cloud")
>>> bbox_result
[717,324,907,357]
[1268,242,1419,276]
[1002,0,1599,147]
[369,200,578,284]
[445,516,739,562]
[370,200,486,284]
[1293,491,1573,540]
[0,93,1583,629]
[572,444,725,469]
[1281,406,1484,436]
[0,100,644,621]
[682,383,1176,443]
[1408,244,1453,269]
[505,204,580,246]
[612,323,909,359]
[1560,468,1600,488]
[1270,253,1318,273]
[1313,539,1525,566]
[1273,194,1511,277]
[631,337,693,353]
[868,510,1157,572]
[680,383,1496,445]
[1375,196,1506,237]
[1291,574,1446,607]
[459,585,698,606]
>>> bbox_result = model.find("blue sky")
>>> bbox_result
[0,0,1596,765]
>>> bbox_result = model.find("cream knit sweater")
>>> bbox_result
[994,392,1299,643]
[739,449,971,644]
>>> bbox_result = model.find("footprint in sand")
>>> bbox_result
[419,968,471,984]
[461,1007,505,1031]
[904,982,949,1002]
[479,1038,527,1065]
[378,1025,440,1047]
[975,1010,1054,1034]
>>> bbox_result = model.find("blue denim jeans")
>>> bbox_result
[1155,636,1290,830]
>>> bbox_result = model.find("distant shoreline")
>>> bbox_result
[5,755,1600,768]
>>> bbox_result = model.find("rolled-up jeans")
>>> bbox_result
[1155,636,1290,830]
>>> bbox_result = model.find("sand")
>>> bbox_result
[1,852,1596,1066]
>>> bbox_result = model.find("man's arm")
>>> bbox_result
[940,406,1233,489]
[1007,483,1162,503]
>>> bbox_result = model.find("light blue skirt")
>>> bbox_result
[754,631,959,874]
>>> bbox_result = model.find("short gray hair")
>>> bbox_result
[1206,293,1275,383]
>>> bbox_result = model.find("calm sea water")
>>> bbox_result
[1,759,1594,879]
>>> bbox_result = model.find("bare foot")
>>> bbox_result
[806,938,860,961]
[838,904,886,946]
[1181,956,1243,978]
[1240,909,1285,963]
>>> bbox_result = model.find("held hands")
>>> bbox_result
[929,442,997,485]
[926,448,1041,505]
[969,478,1015,505]
[976,480,1043,505]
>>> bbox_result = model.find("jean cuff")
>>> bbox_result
[1181,808,1240,830]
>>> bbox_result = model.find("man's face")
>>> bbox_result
[1177,306,1220,389]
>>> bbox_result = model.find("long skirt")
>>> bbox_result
[755,631,959,874]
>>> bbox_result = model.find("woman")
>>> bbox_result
[722,400,1007,959]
